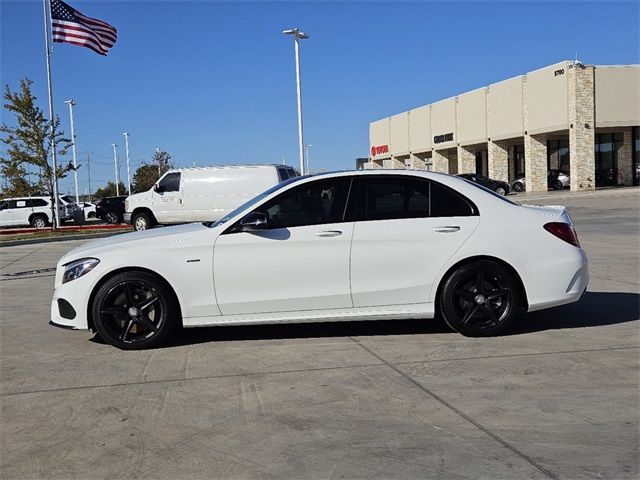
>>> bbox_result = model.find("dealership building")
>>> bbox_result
[366,61,640,191]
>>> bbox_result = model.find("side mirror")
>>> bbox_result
[240,211,267,231]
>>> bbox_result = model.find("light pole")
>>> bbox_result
[283,27,309,175]
[304,144,312,174]
[64,100,80,204]
[123,132,131,194]
[112,143,120,196]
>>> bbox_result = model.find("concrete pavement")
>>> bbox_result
[1,189,638,479]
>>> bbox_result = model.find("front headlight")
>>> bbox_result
[62,258,100,284]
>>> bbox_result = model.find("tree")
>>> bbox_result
[0,78,73,198]
[131,164,160,193]
[95,181,127,199]
[131,149,173,193]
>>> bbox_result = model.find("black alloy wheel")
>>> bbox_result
[105,211,119,224]
[92,271,178,349]
[440,260,519,337]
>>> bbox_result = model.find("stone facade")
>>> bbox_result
[457,146,475,174]
[383,157,405,169]
[487,141,509,182]
[619,128,634,185]
[409,153,427,170]
[432,150,449,173]
[568,64,596,191]
[524,133,548,192]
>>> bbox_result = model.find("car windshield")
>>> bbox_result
[458,177,517,205]
[206,175,310,228]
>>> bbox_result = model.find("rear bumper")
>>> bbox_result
[523,247,589,312]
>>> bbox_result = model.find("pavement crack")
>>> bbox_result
[348,336,560,480]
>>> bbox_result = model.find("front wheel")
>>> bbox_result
[495,186,507,196]
[439,260,520,337]
[133,212,152,231]
[30,215,48,228]
[512,182,524,193]
[92,271,179,349]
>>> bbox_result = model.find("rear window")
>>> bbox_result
[278,168,290,181]
[430,181,476,217]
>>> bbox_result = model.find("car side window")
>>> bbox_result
[358,176,430,221]
[257,177,352,229]
[278,168,289,181]
[32,199,48,207]
[0,202,8,210]
[158,172,181,192]
[430,180,476,217]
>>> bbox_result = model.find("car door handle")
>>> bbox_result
[433,226,461,233]
[314,230,342,237]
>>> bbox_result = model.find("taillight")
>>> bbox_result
[544,222,580,247]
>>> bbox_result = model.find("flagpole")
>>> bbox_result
[43,0,61,228]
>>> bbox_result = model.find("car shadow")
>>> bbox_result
[158,290,639,348]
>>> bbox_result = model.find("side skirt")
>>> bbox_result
[182,303,435,328]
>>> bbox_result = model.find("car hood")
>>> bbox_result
[60,223,211,264]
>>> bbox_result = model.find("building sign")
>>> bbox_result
[370,144,389,157]
[433,133,454,144]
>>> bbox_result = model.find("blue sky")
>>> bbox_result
[1,0,639,195]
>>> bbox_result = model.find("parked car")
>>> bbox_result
[0,196,66,228]
[456,173,510,195]
[124,164,299,231]
[50,170,588,349]
[78,202,97,218]
[95,196,126,224]
[512,169,570,192]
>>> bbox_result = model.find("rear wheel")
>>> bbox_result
[440,260,519,337]
[92,271,178,349]
[30,215,48,229]
[513,182,524,193]
[495,186,507,196]
[105,211,119,224]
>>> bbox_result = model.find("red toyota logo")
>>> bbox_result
[371,146,376,157]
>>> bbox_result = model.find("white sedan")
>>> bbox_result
[50,171,588,349]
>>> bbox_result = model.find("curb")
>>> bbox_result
[0,230,129,248]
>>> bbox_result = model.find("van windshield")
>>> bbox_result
[206,175,309,228]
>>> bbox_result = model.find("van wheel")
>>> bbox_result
[30,215,48,229]
[133,212,152,231]
[440,260,519,337]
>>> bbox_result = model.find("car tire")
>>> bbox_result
[87,212,96,218]
[133,212,152,231]
[30,215,48,229]
[439,260,520,337]
[513,182,524,193]
[495,186,507,196]
[92,271,179,350]
[105,211,119,224]
[554,180,563,190]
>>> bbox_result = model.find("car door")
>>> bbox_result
[350,175,480,307]
[152,172,184,223]
[213,176,354,315]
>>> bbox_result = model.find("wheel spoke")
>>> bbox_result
[120,318,134,341]
[454,288,475,303]
[476,271,485,293]
[487,289,510,301]
[101,306,125,316]
[123,283,134,305]
[134,313,159,333]
[137,295,159,311]
[461,305,479,325]
[480,305,499,324]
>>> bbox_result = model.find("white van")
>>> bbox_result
[124,164,298,230]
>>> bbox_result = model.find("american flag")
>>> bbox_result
[50,0,117,56]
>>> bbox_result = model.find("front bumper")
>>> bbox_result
[123,212,132,224]
[50,265,103,331]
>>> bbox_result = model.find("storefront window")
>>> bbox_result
[475,150,488,177]
[547,139,570,172]
[595,132,624,186]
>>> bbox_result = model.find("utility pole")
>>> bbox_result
[64,99,80,204]
[304,144,312,174]
[86,152,92,200]
[123,132,131,194]
[112,143,120,196]
[155,148,161,176]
